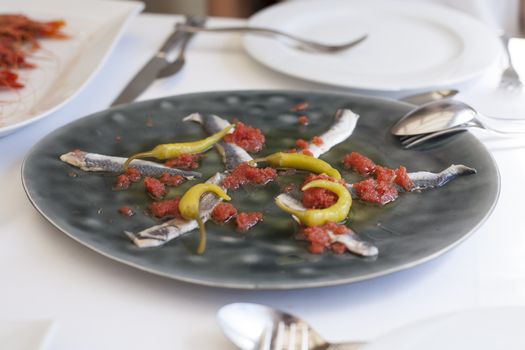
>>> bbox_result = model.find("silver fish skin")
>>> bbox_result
[275,193,378,257]
[125,172,225,248]
[307,109,359,158]
[183,113,252,170]
[60,151,201,179]
[408,164,476,191]
[346,164,477,197]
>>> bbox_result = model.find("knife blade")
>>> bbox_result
[111,16,205,106]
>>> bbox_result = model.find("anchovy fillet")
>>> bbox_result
[183,113,252,170]
[408,164,477,191]
[307,109,359,158]
[125,173,225,248]
[346,164,477,197]
[275,193,378,257]
[60,151,201,179]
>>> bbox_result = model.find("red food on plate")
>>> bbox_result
[235,212,263,232]
[144,176,166,198]
[118,206,134,217]
[298,115,309,126]
[222,162,277,190]
[352,178,398,205]
[148,198,181,219]
[211,203,238,223]
[158,173,184,187]
[343,152,376,176]
[0,14,67,89]
[164,153,201,170]
[300,222,349,254]
[223,122,265,153]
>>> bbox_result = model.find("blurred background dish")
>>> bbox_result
[0,0,143,137]
[243,0,503,91]
[362,306,525,350]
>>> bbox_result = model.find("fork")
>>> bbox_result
[256,319,362,350]
[498,36,523,91]
[398,126,470,149]
[176,24,368,53]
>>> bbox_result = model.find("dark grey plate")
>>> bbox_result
[22,91,500,289]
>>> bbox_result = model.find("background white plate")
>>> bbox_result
[244,0,502,91]
[363,306,525,350]
[0,320,56,350]
[0,0,143,137]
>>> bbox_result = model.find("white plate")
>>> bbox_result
[0,0,143,137]
[0,320,56,350]
[363,307,525,350]
[244,0,502,91]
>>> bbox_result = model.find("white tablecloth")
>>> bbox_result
[1,13,525,350]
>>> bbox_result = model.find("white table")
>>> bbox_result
[2,13,525,350]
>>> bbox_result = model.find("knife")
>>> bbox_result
[156,19,206,79]
[111,16,206,106]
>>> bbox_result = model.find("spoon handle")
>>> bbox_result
[479,114,525,134]
[327,341,367,350]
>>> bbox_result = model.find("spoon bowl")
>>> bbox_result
[391,99,479,136]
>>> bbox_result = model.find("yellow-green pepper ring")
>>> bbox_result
[254,152,341,180]
[123,124,234,170]
[179,183,231,254]
[275,179,351,227]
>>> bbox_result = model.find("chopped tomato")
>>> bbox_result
[222,162,277,190]
[148,198,181,219]
[144,177,166,198]
[211,203,238,223]
[235,212,263,231]
[223,122,265,153]
[343,152,376,176]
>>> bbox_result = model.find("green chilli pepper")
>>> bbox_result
[123,124,233,170]
[178,183,231,254]
[275,179,352,227]
[254,152,341,179]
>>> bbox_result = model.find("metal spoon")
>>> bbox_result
[391,99,525,136]
[217,303,365,350]
[399,89,458,106]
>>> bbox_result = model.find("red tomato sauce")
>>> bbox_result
[235,212,263,232]
[394,166,414,191]
[301,174,346,209]
[300,222,349,254]
[114,168,141,190]
[343,152,376,176]
[148,198,181,219]
[165,153,201,169]
[158,173,184,187]
[118,206,134,217]
[311,136,323,146]
[352,179,398,205]
[295,139,309,149]
[222,162,277,190]
[298,115,309,126]
[211,203,238,223]
[223,122,265,153]
[143,177,166,198]
[290,101,309,112]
